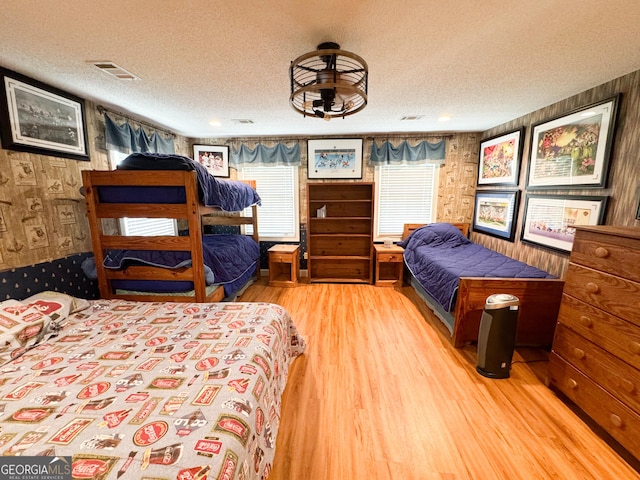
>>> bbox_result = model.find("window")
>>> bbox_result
[240,166,299,242]
[108,151,177,236]
[374,163,439,241]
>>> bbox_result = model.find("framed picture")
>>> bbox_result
[307,138,363,179]
[521,194,608,253]
[472,189,520,241]
[477,127,524,186]
[0,67,89,161]
[193,145,229,177]
[526,94,620,189]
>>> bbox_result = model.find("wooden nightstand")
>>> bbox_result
[268,245,300,287]
[374,244,404,287]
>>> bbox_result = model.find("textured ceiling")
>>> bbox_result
[2,1,640,138]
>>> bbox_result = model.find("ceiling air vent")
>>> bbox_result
[90,61,140,80]
[232,119,255,124]
[400,115,424,121]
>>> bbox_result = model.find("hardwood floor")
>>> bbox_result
[238,281,640,479]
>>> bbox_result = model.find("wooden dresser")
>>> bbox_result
[548,225,640,460]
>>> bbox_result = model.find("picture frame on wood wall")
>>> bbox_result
[520,193,608,253]
[477,127,524,186]
[526,94,620,189]
[193,145,229,177]
[0,67,89,161]
[472,189,520,241]
[307,138,363,179]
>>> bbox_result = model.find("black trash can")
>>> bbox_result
[476,293,520,379]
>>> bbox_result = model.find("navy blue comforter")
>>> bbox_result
[399,223,554,312]
[113,152,261,212]
[103,234,259,288]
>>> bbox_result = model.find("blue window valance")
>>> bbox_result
[230,143,301,167]
[104,113,175,154]
[369,139,445,165]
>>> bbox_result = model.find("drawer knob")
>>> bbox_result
[579,315,593,327]
[630,342,640,354]
[610,414,624,428]
[567,378,578,389]
[621,379,635,393]
[573,348,585,360]
[585,282,600,294]
[594,247,610,258]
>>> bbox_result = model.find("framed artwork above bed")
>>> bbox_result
[520,193,608,253]
[193,144,229,177]
[472,189,520,241]
[477,127,524,186]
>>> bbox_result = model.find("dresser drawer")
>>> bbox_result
[553,324,640,414]
[558,294,640,370]
[571,228,640,283]
[548,353,640,460]
[563,263,640,326]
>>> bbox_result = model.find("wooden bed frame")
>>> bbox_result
[82,169,258,303]
[402,223,564,348]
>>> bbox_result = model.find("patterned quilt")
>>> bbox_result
[0,293,305,479]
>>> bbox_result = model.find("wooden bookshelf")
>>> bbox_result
[307,182,374,283]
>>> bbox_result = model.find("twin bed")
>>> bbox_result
[400,223,564,348]
[82,153,261,303]
[0,291,305,479]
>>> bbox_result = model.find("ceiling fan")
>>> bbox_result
[289,42,368,120]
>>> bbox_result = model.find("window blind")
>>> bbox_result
[121,217,177,236]
[375,164,438,241]
[241,166,299,241]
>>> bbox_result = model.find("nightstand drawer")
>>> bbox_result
[270,252,294,264]
[377,252,403,263]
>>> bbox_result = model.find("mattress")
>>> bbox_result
[99,152,261,212]
[102,234,260,296]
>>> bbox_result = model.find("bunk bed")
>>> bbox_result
[0,291,305,479]
[81,153,260,303]
[400,222,565,348]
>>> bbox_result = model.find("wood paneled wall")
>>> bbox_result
[476,69,640,278]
